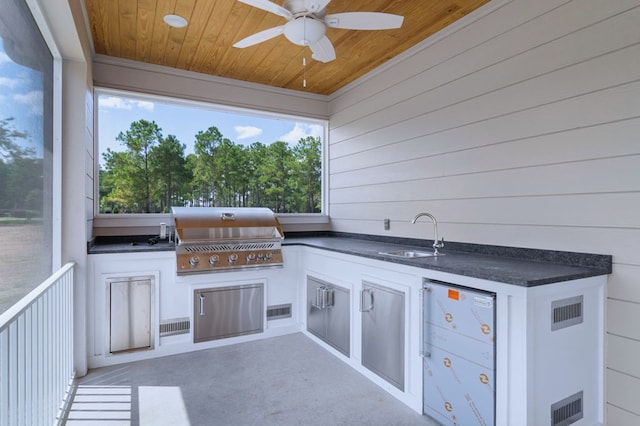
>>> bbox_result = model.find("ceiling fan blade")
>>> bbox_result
[233,26,284,48]
[325,12,404,30]
[237,0,293,19]
[305,0,331,13]
[310,36,336,63]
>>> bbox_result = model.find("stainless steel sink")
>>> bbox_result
[378,250,435,258]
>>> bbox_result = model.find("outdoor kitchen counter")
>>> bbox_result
[88,236,175,254]
[282,233,611,287]
[88,233,611,287]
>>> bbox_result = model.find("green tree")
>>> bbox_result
[113,119,163,212]
[150,134,190,211]
[292,136,322,213]
[6,156,42,211]
[193,126,224,206]
[258,141,294,212]
[0,117,42,213]
[214,139,246,206]
[100,149,137,213]
[184,153,204,206]
[246,142,268,207]
[0,118,29,160]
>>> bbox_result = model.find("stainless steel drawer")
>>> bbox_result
[194,284,264,343]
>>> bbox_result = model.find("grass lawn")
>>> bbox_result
[0,222,51,315]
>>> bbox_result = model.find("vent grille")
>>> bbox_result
[267,304,292,320]
[551,295,584,331]
[160,318,190,337]
[184,242,278,253]
[550,391,583,426]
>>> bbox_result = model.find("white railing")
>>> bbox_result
[0,262,76,426]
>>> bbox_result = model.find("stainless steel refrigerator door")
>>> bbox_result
[109,278,152,353]
[194,284,263,343]
[423,280,495,426]
[361,281,405,391]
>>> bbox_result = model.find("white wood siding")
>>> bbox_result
[328,0,640,423]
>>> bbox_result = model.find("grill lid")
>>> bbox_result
[171,207,284,243]
[171,207,284,274]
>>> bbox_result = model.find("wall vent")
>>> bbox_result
[550,391,583,426]
[551,295,583,331]
[159,317,190,337]
[267,304,292,320]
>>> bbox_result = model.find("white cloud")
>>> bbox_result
[137,100,155,111]
[0,52,11,65]
[13,90,43,115]
[280,123,324,144]
[99,96,154,111]
[0,76,20,89]
[235,125,263,140]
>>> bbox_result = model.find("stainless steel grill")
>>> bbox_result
[171,207,284,275]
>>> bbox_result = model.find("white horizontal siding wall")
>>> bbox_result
[328,0,640,423]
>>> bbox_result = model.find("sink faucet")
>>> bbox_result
[411,212,444,255]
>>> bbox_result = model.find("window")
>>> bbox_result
[96,89,326,216]
[0,0,54,314]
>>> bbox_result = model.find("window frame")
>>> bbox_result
[92,87,329,230]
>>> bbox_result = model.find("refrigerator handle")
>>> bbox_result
[422,285,432,358]
[198,293,205,316]
[360,288,374,312]
[325,288,334,308]
[312,286,324,309]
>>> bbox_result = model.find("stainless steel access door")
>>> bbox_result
[361,281,405,391]
[307,277,350,356]
[194,283,263,343]
[108,276,153,354]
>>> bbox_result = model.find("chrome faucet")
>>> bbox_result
[412,212,444,255]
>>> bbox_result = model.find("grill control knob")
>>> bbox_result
[246,253,256,262]
[209,255,219,265]
[264,252,273,260]
[189,256,200,266]
[256,253,265,260]
[228,253,239,263]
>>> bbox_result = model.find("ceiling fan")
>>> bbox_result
[233,0,404,63]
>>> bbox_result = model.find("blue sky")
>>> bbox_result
[0,40,45,158]
[98,93,325,165]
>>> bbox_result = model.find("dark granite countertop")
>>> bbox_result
[283,234,611,286]
[88,235,176,254]
[88,232,611,287]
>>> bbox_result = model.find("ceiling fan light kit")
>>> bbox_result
[284,18,326,46]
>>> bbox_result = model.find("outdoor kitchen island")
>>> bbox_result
[87,232,611,425]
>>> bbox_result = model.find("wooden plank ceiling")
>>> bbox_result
[84,0,490,96]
